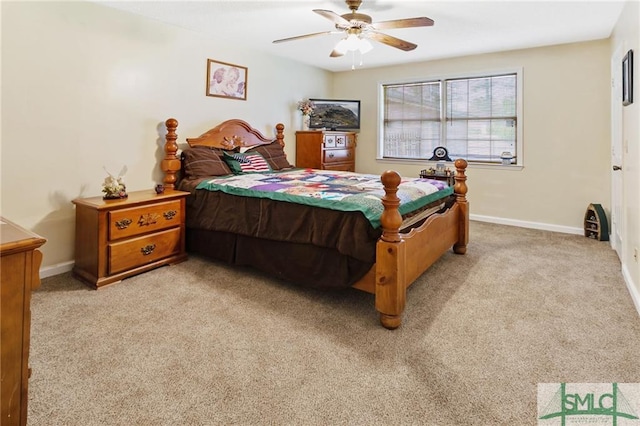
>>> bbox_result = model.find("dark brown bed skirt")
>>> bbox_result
[180,179,454,289]
[186,228,374,289]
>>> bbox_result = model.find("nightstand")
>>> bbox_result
[72,189,188,289]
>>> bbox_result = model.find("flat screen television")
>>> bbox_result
[309,99,360,131]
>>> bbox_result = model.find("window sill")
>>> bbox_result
[376,158,523,171]
[466,162,523,171]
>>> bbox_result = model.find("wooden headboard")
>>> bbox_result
[162,118,285,189]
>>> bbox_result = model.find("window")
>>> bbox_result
[380,70,522,165]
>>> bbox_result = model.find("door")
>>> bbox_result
[611,47,624,259]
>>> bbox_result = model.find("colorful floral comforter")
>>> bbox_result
[196,168,453,228]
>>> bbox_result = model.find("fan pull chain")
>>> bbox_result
[349,50,365,70]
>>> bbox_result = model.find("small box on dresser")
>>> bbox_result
[295,130,357,172]
[72,189,189,289]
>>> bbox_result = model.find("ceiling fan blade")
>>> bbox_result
[313,9,351,28]
[330,49,345,58]
[366,31,417,51]
[273,31,334,44]
[372,17,434,30]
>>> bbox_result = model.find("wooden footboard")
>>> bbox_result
[352,159,469,329]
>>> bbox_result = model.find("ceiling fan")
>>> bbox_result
[272,0,434,58]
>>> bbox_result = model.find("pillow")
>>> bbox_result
[181,146,232,179]
[223,151,273,174]
[247,142,293,170]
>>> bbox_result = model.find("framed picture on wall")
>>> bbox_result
[622,49,633,106]
[206,59,247,100]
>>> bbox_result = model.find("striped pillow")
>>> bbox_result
[223,152,273,174]
[247,142,292,170]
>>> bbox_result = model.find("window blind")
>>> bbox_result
[445,74,517,162]
[383,81,441,159]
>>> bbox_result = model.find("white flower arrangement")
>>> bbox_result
[102,165,128,199]
[297,99,315,116]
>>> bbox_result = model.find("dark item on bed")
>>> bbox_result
[181,146,232,179]
[160,118,469,329]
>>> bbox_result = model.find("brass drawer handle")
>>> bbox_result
[163,210,177,220]
[115,218,132,230]
[138,213,159,227]
[141,244,156,255]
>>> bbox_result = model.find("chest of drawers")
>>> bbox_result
[1,217,46,426]
[72,189,188,288]
[295,130,356,172]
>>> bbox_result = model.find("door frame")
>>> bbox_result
[610,45,624,259]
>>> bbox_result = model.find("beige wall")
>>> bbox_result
[333,40,612,233]
[1,1,332,271]
[611,0,640,305]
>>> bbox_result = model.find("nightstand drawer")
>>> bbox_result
[108,227,181,274]
[109,200,182,240]
[324,148,354,164]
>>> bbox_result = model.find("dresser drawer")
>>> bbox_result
[345,134,356,147]
[323,148,354,164]
[108,227,181,274]
[323,135,336,148]
[323,163,355,172]
[109,200,182,240]
[334,134,347,148]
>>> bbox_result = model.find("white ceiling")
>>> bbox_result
[96,0,627,72]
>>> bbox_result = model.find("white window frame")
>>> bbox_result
[377,67,524,169]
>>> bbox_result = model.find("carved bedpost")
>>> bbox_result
[453,159,469,254]
[376,170,407,330]
[162,118,181,190]
[275,123,285,147]
[379,171,403,243]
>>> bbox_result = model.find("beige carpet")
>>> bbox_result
[27,221,640,425]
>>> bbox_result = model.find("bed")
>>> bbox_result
[160,118,469,329]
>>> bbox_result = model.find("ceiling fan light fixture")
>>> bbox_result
[334,38,349,55]
[343,33,360,51]
[335,33,373,55]
[274,0,434,63]
[358,37,373,54]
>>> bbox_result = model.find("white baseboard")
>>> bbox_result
[470,214,584,235]
[40,261,74,279]
[622,264,640,318]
